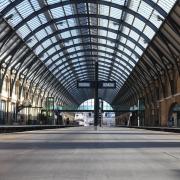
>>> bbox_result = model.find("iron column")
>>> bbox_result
[94,61,99,129]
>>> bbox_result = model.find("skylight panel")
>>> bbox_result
[106,41,114,49]
[30,0,41,11]
[51,36,57,43]
[134,46,143,56]
[46,0,61,5]
[71,38,79,45]
[129,0,140,12]
[45,59,52,66]
[35,29,47,40]
[99,4,109,16]
[99,46,106,52]
[75,46,81,51]
[45,26,53,35]
[133,17,145,31]
[124,69,130,76]
[126,64,132,71]
[157,0,176,13]
[0,0,9,10]
[50,7,64,19]
[0,0,177,103]
[118,45,124,51]
[129,30,140,41]
[38,13,48,24]
[109,20,119,30]
[53,69,59,74]
[125,13,134,25]
[52,54,59,61]
[124,48,131,56]
[128,59,136,66]
[70,29,78,36]
[27,38,38,48]
[67,47,76,53]
[126,40,135,49]
[121,60,127,67]
[120,36,126,44]
[111,0,125,6]
[99,18,108,27]
[110,7,122,19]
[138,1,153,20]
[18,24,31,38]
[138,38,148,49]
[55,60,62,67]
[64,40,73,46]
[61,31,71,39]
[27,17,41,31]
[63,4,73,16]
[6,8,22,26]
[149,11,163,28]
[76,52,84,57]
[123,26,130,35]
[121,55,129,62]
[42,39,52,49]
[143,26,155,39]
[35,45,44,54]
[107,31,117,39]
[99,38,106,45]
[16,0,34,19]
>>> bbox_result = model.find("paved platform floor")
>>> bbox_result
[0,127,180,180]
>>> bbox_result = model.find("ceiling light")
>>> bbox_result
[57,21,64,25]
[156,15,164,21]
[113,22,119,26]
[26,38,33,43]
[5,14,14,20]
[39,53,44,58]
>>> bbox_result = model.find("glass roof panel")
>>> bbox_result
[0,0,177,103]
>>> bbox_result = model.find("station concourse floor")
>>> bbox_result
[0,127,180,180]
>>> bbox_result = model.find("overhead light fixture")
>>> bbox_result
[57,21,64,25]
[113,22,119,26]
[12,69,16,74]
[153,14,164,21]
[156,15,164,21]
[20,74,25,79]
[39,53,44,58]
[5,14,14,20]
[1,63,6,68]
[26,38,33,43]
[143,39,149,44]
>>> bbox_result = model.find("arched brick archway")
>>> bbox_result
[168,102,177,127]
[168,103,180,127]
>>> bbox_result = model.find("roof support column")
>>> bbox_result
[94,61,99,130]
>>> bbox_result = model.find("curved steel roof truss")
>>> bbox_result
[0,0,177,104]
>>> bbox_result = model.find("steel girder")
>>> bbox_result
[0,0,177,106]
[0,20,77,105]
[112,1,180,105]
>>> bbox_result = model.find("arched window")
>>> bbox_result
[78,99,113,111]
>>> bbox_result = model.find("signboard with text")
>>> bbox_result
[77,81,116,89]
[99,81,116,89]
[77,81,94,88]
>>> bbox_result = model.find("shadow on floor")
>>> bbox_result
[1,141,180,150]
[13,132,177,135]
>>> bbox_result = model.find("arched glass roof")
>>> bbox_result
[0,0,177,104]
[78,98,113,111]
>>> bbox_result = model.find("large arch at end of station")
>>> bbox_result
[75,99,115,126]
